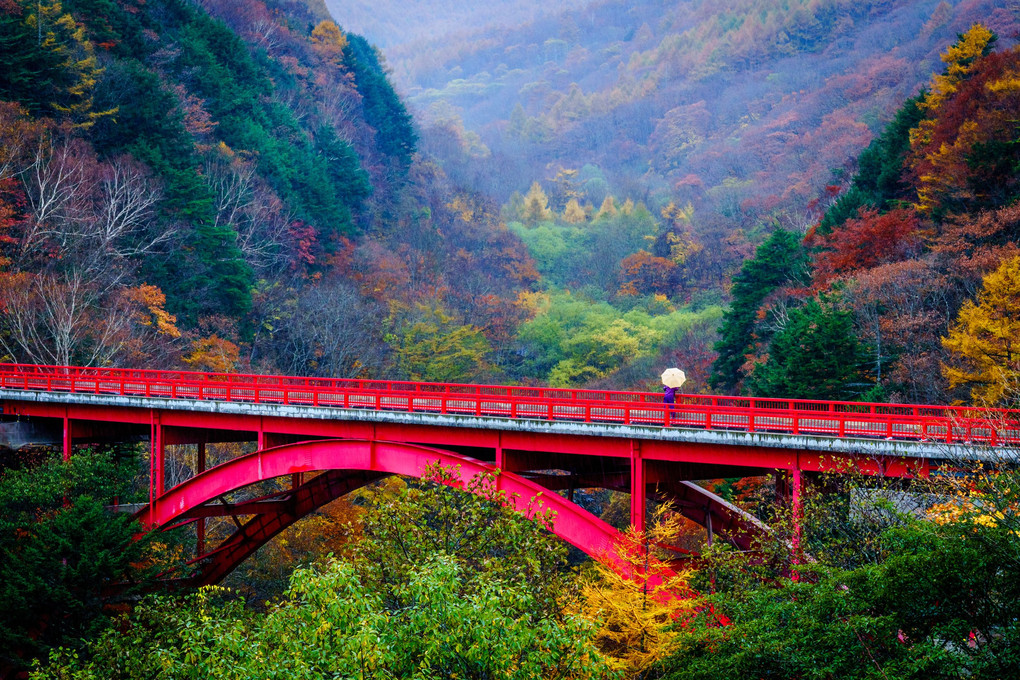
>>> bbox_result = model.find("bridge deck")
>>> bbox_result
[3,363,1008,581]
[1,363,1016,459]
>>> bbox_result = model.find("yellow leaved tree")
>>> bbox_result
[575,504,695,676]
[562,197,587,224]
[310,20,348,65]
[29,0,117,129]
[919,23,995,114]
[521,180,554,225]
[909,23,996,214]
[943,254,1020,405]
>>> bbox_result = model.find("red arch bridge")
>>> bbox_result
[1,363,1016,584]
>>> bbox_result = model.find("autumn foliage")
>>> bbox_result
[716,25,1020,405]
[810,207,923,286]
[942,254,1020,405]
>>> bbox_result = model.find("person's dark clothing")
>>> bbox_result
[663,385,677,403]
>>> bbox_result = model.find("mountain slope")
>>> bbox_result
[0,0,538,382]
[376,0,1018,232]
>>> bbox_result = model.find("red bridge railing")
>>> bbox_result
[1,363,1018,446]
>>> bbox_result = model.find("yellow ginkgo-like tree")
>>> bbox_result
[575,504,695,676]
[943,253,1020,405]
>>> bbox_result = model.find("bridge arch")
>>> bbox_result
[145,438,771,584]
[148,439,630,583]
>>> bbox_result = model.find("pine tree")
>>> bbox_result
[710,229,810,393]
[748,296,872,400]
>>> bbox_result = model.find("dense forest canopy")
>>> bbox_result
[0,0,538,385]
[322,0,591,48]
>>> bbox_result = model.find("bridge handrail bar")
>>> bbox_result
[2,363,1018,421]
[3,367,1020,446]
[3,369,996,420]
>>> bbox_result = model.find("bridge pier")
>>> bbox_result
[62,411,71,462]
[196,440,206,557]
[775,465,804,572]
[630,441,645,534]
[148,413,164,526]
[791,465,802,568]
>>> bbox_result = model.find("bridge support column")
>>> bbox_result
[630,441,645,533]
[148,411,164,526]
[197,440,206,557]
[791,465,802,568]
[62,410,70,461]
[775,464,804,576]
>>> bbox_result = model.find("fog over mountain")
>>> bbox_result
[326,0,1019,237]
[323,0,592,48]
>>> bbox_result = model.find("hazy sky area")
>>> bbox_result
[323,0,591,47]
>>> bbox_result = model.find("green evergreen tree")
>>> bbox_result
[747,296,872,400]
[710,229,810,393]
[0,448,158,672]
[345,34,417,167]
[316,123,372,209]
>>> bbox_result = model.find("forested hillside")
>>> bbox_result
[376,0,1017,276]
[712,25,1020,406]
[321,0,1020,402]
[0,0,538,382]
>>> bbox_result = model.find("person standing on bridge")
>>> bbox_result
[663,384,678,406]
[661,367,685,425]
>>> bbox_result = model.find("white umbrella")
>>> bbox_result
[661,367,686,388]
